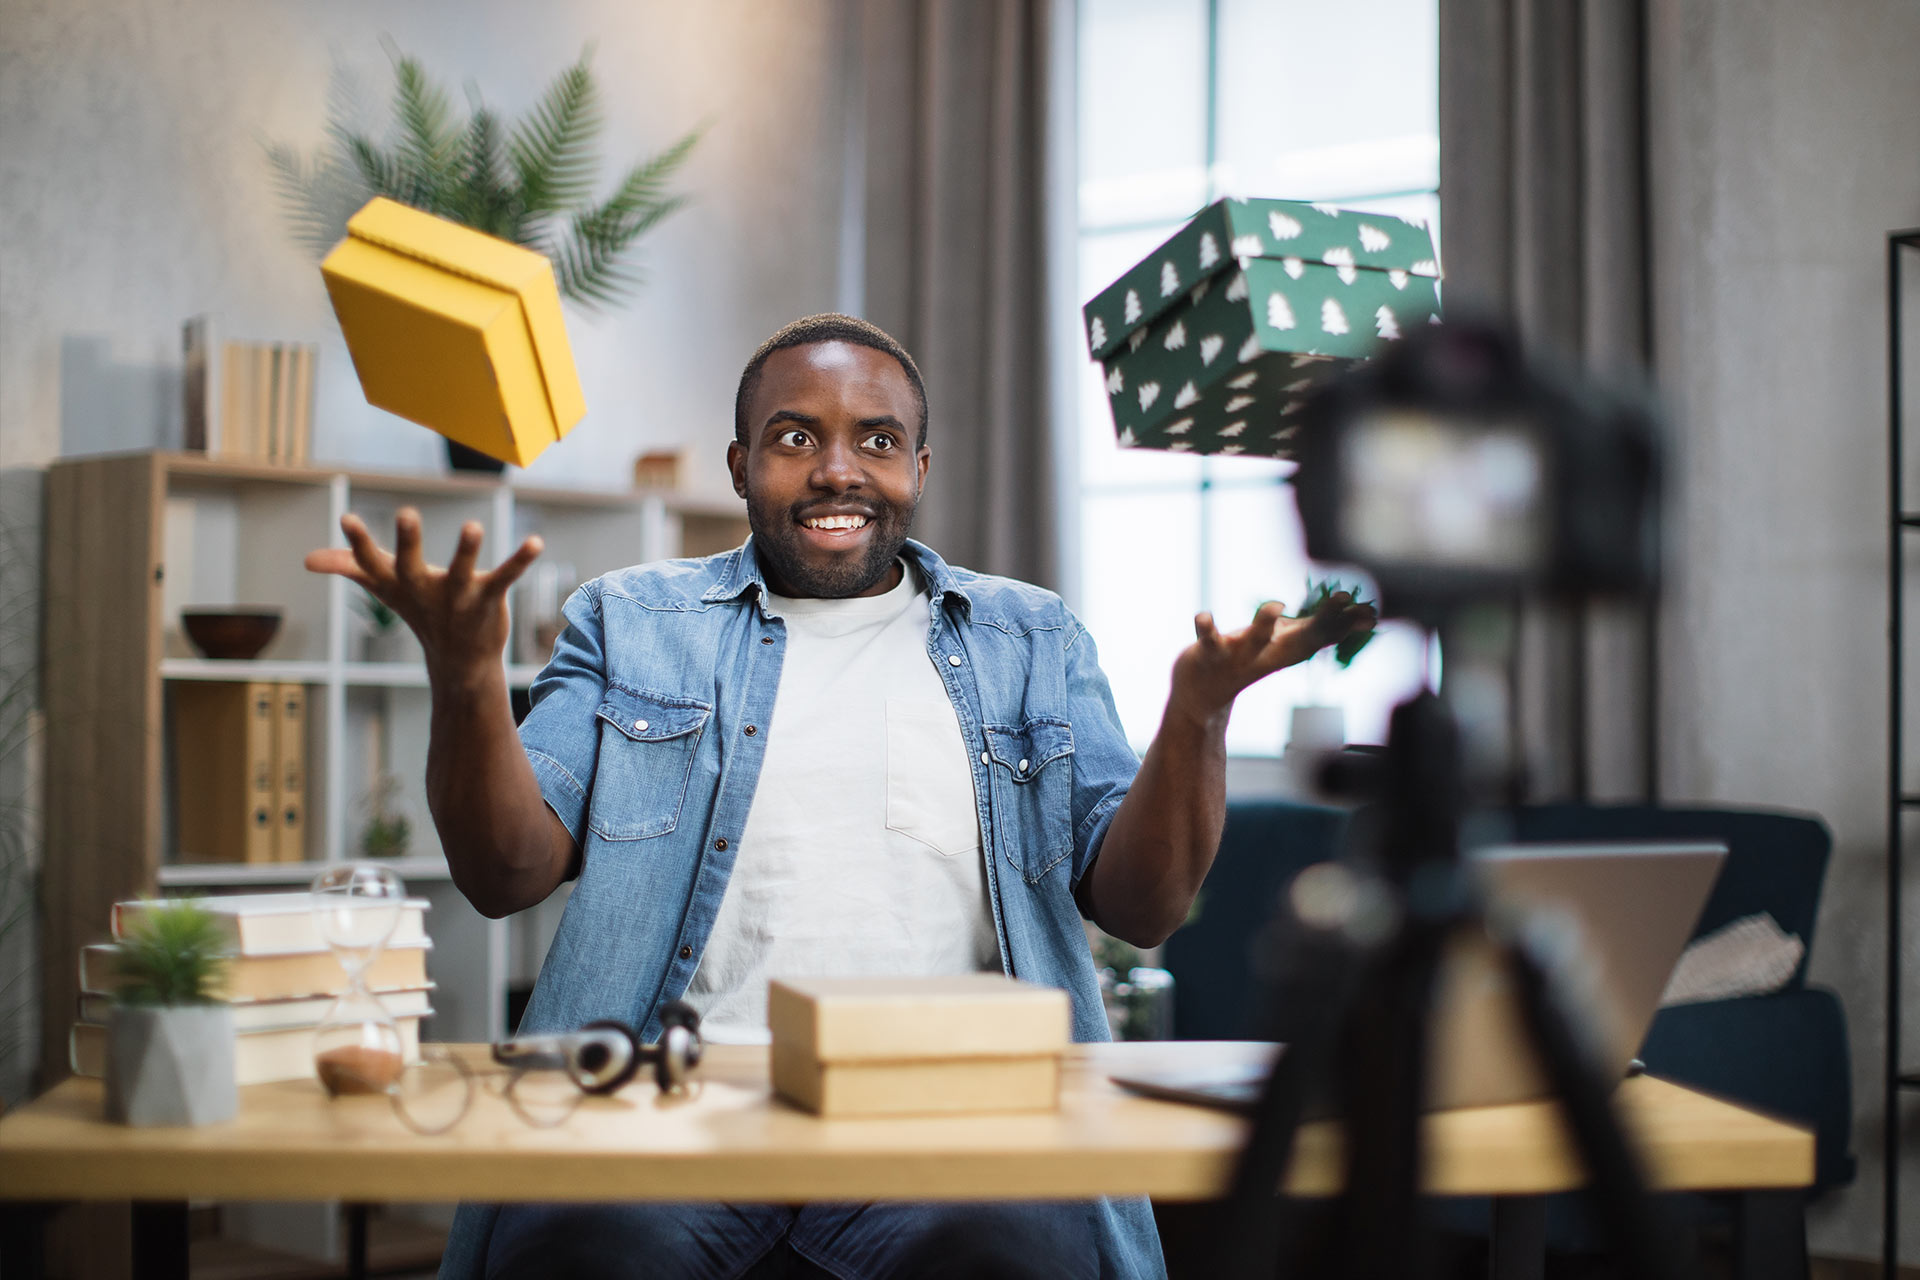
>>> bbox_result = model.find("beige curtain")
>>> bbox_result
[1440,0,1659,800]
[851,0,1065,591]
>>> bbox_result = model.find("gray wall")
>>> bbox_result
[1649,0,1920,1260]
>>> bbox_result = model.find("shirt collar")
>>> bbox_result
[702,536,973,617]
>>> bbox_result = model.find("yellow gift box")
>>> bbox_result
[321,197,586,467]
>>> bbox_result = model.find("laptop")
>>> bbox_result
[1109,840,1727,1113]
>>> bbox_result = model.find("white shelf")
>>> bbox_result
[340,663,546,687]
[157,855,457,887]
[160,658,330,682]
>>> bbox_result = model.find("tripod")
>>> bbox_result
[1215,682,1687,1280]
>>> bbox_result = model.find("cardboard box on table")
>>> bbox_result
[1084,197,1442,459]
[321,197,586,467]
[768,975,1070,1117]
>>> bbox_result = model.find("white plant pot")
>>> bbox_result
[1287,704,1346,757]
[104,1004,237,1127]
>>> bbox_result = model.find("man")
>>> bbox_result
[308,314,1371,1279]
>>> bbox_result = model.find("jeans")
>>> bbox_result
[483,1200,1100,1280]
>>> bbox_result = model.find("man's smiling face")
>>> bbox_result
[728,340,931,599]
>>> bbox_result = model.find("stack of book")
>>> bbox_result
[768,975,1070,1117]
[70,892,434,1085]
[172,682,307,864]
[182,316,317,465]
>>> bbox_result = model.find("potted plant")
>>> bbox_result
[268,46,699,471]
[359,774,412,860]
[105,900,235,1126]
[1286,577,1377,758]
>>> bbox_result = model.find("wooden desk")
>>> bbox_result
[0,1042,1813,1277]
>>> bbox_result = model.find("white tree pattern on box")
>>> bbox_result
[1283,257,1306,279]
[1376,306,1401,341]
[1105,366,1124,396]
[1238,334,1262,363]
[1358,224,1391,253]
[1267,291,1297,331]
[1124,290,1142,324]
[1172,381,1199,409]
[1159,261,1180,297]
[1164,417,1194,436]
[1163,320,1187,350]
[1228,370,1258,389]
[1219,420,1248,437]
[1232,234,1263,258]
[1388,269,1409,291]
[1321,298,1349,335]
[1268,210,1304,240]
[1225,395,1255,413]
[1137,381,1160,410]
[1225,272,1249,302]
[1199,334,1224,366]
[1198,232,1220,269]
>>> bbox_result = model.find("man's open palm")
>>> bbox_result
[1172,595,1376,718]
[304,509,544,677]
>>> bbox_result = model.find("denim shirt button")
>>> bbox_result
[979,751,989,765]
[633,719,649,733]
[679,945,693,960]
[1018,759,1029,773]
[714,837,729,851]
[948,654,962,666]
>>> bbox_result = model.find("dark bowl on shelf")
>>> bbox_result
[181,608,283,661]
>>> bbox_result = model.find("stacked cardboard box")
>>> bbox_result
[182,317,317,465]
[1083,196,1443,459]
[768,975,1070,1117]
[70,892,434,1085]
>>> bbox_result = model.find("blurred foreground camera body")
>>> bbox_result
[1292,318,1662,623]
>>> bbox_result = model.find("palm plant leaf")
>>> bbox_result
[550,128,700,309]
[390,56,460,214]
[448,108,521,241]
[510,53,601,222]
[264,143,369,260]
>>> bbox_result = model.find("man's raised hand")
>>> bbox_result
[1169,594,1377,724]
[304,509,544,682]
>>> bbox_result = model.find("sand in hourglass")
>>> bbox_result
[316,1044,406,1095]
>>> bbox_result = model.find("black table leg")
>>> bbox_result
[1733,1189,1809,1280]
[347,1202,370,1280]
[0,1202,52,1280]
[1488,1196,1547,1280]
[129,1201,189,1280]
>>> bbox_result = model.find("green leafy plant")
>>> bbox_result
[112,901,229,1007]
[360,774,411,859]
[268,44,700,311]
[1294,576,1376,667]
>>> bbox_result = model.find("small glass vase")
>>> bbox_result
[310,863,409,1097]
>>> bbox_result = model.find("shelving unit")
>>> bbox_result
[1886,227,1920,1280]
[39,449,748,1085]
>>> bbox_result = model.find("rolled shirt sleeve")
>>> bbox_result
[1061,616,1139,889]
[517,581,608,845]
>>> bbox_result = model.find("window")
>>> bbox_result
[1070,0,1440,754]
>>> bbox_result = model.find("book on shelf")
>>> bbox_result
[78,985,434,1031]
[112,891,430,957]
[70,1013,425,1085]
[272,682,306,862]
[80,940,432,1002]
[172,681,278,864]
[180,317,316,465]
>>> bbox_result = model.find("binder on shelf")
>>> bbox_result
[172,681,277,863]
[272,682,306,862]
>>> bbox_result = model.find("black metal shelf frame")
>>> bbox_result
[1887,227,1920,1279]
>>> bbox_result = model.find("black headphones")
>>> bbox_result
[491,1001,704,1094]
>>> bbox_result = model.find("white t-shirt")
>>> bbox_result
[682,563,998,1042]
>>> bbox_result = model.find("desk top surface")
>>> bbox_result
[0,1042,1812,1204]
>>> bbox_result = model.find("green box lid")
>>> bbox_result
[1083,196,1440,361]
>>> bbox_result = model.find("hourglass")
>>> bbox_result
[310,863,409,1096]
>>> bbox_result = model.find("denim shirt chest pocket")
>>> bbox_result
[981,716,1074,882]
[588,685,711,841]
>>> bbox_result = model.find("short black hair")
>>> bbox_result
[734,313,929,448]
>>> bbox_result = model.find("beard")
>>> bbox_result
[746,488,918,599]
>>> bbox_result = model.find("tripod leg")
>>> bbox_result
[1500,930,1686,1280]
[1487,1197,1546,1280]
[1733,1189,1808,1280]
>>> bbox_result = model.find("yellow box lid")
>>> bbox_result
[322,198,586,467]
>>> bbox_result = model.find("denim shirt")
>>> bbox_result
[439,538,1167,1280]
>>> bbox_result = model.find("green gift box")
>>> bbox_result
[1084,197,1442,458]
